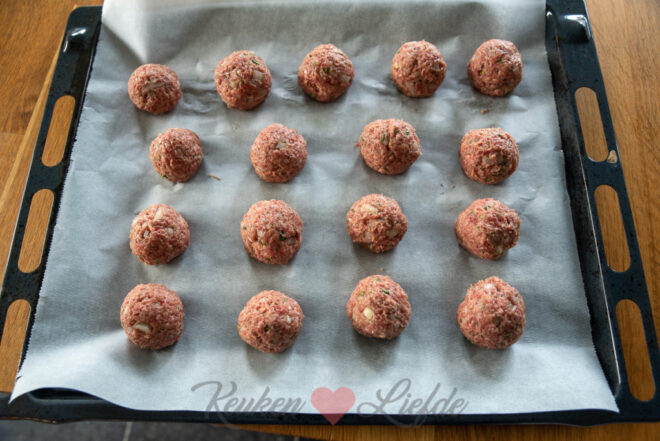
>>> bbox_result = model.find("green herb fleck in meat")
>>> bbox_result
[258,239,264,245]
[323,67,329,73]
[359,291,365,296]
[251,59,259,65]
[243,226,247,230]
[405,129,410,136]
[279,231,286,241]
[382,289,390,294]
[264,324,270,332]
[381,133,386,144]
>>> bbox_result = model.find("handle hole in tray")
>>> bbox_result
[575,87,609,162]
[616,299,655,401]
[0,300,31,393]
[17,189,54,273]
[42,95,75,167]
[594,185,631,272]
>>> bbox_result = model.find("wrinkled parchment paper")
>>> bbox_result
[12,0,617,415]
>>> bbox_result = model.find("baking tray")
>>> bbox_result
[0,0,658,426]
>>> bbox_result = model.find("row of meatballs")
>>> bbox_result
[127,38,523,114]
[145,122,519,185]
[129,195,521,267]
[121,274,526,353]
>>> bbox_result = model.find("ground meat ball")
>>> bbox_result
[150,128,203,182]
[238,290,304,353]
[346,194,408,253]
[120,283,184,350]
[127,64,182,114]
[454,198,520,260]
[240,200,303,264]
[467,39,523,97]
[129,204,190,265]
[457,277,525,349]
[298,44,354,102]
[214,51,272,110]
[250,124,307,183]
[391,40,447,98]
[359,119,421,175]
[459,128,519,184]
[346,275,411,340]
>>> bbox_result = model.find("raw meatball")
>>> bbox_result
[391,40,447,98]
[214,51,272,110]
[150,128,203,182]
[250,124,307,183]
[346,194,408,253]
[459,128,519,184]
[454,198,520,260]
[457,277,525,349]
[358,119,421,175]
[237,290,304,353]
[129,204,190,265]
[298,44,354,102]
[346,275,411,340]
[127,64,182,114]
[240,200,303,264]
[467,39,523,97]
[120,283,184,350]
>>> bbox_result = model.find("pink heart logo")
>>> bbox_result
[310,387,356,425]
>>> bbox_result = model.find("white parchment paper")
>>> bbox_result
[12,0,618,415]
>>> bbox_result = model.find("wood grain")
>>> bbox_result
[0,0,657,439]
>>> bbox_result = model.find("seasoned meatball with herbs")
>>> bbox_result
[358,119,421,175]
[391,40,447,98]
[215,50,272,110]
[346,194,408,253]
[298,44,354,102]
[128,64,182,114]
[238,290,304,353]
[467,39,523,97]
[457,276,525,349]
[240,200,303,264]
[346,275,411,340]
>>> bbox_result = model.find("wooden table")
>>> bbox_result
[1,0,658,439]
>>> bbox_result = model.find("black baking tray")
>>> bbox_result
[1,0,658,426]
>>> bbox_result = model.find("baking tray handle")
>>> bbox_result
[0,6,102,374]
[548,0,660,420]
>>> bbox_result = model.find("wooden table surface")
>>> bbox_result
[0,0,658,439]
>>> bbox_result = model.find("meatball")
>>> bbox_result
[150,128,203,182]
[391,40,447,98]
[120,283,184,350]
[346,275,411,340]
[346,194,408,253]
[358,119,421,175]
[214,51,272,110]
[127,64,182,114]
[454,198,520,260]
[240,200,303,264]
[459,128,519,184]
[457,277,525,349]
[298,44,354,102]
[129,204,190,265]
[250,124,307,183]
[237,290,304,353]
[467,39,523,97]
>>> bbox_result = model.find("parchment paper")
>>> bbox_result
[12,0,618,415]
